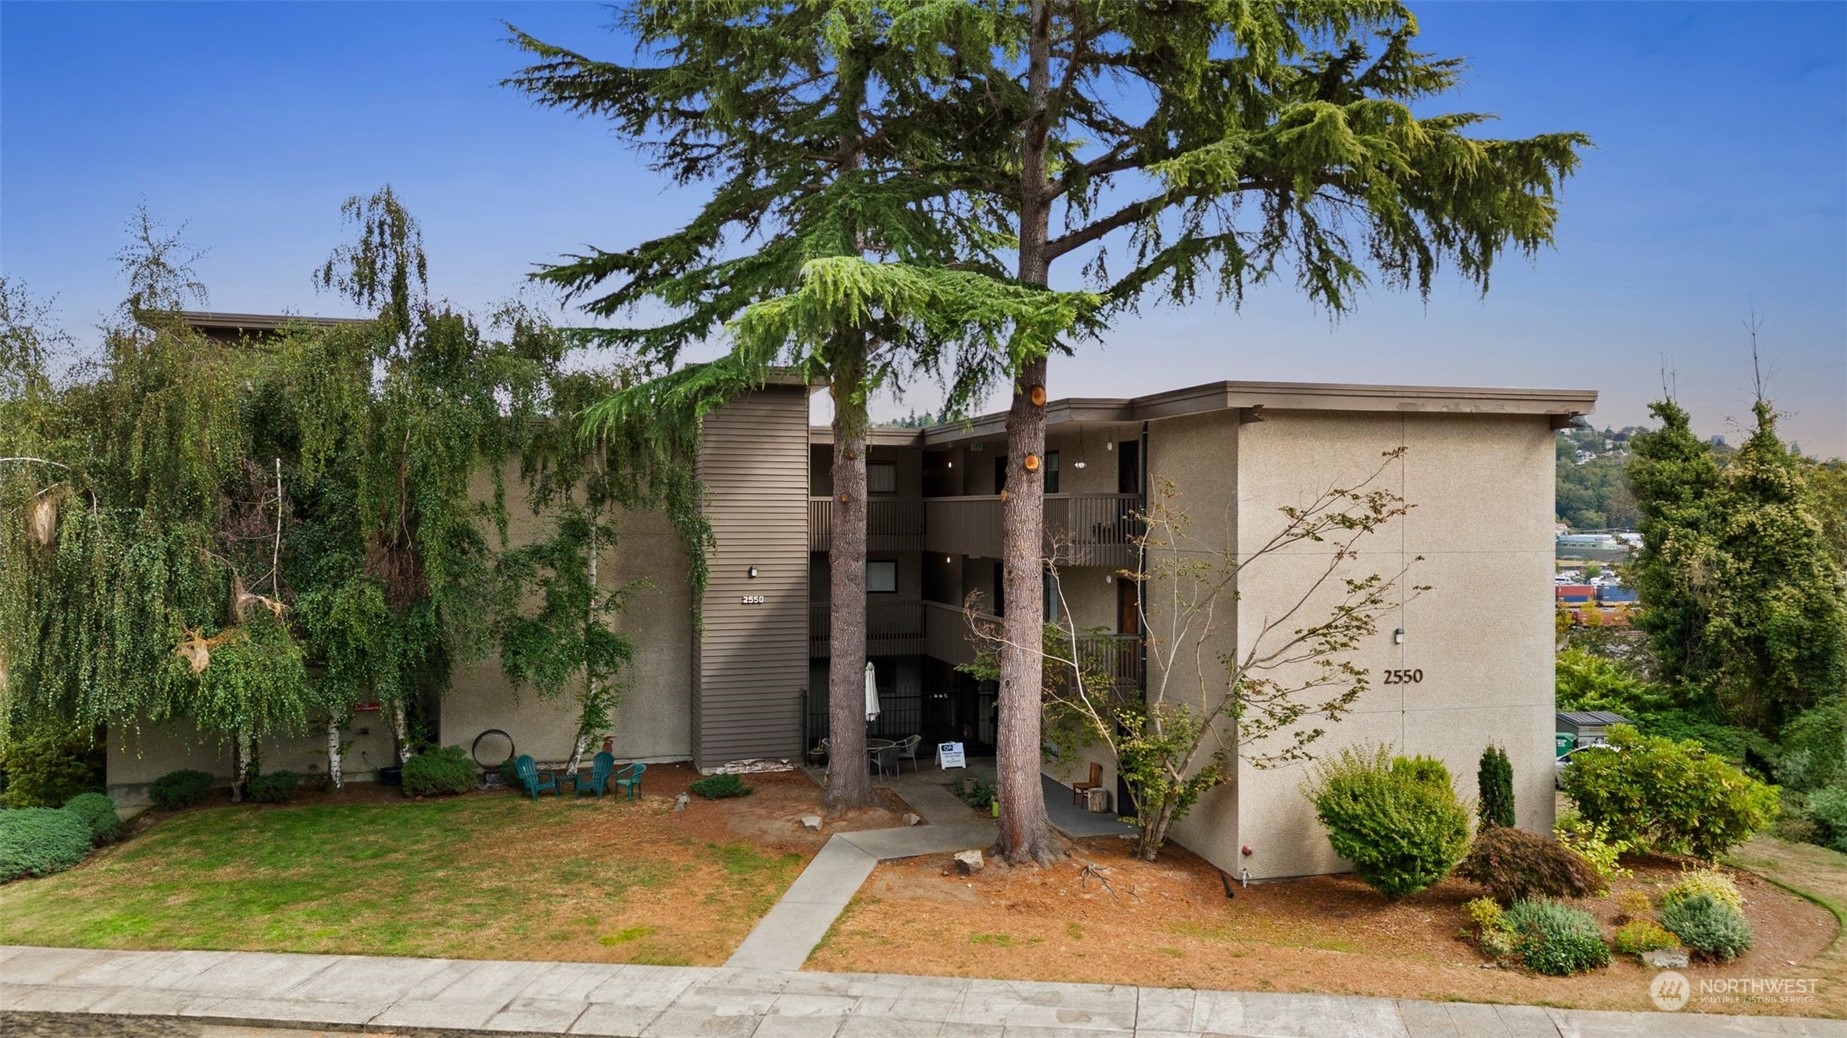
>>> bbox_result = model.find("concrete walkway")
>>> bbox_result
[6,945,1840,1037]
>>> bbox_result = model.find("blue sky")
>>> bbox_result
[3,2,1843,456]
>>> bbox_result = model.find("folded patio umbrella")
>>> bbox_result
[864,661,880,722]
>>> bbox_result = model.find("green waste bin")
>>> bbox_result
[1555,733,1574,759]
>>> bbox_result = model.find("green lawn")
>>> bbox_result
[0,793,803,965]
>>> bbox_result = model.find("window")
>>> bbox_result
[867,560,898,593]
[1045,450,1060,494]
[868,461,897,495]
[1042,568,1061,622]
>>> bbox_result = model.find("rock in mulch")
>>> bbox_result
[954,849,984,875]
[1642,949,1689,970]
[802,815,822,830]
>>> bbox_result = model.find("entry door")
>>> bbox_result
[1117,440,1140,495]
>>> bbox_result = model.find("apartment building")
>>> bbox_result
[107,373,1595,881]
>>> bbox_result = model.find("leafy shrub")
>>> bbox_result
[0,724,105,808]
[1307,745,1471,899]
[1456,825,1601,902]
[1504,898,1610,976]
[1477,745,1515,829]
[1660,868,1744,913]
[497,757,522,791]
[1561,725,1780,859]
[1776,698,1846,792]
[400,746,475,797]
[61,792,120,845]
[957,777,996,810]
[1612,919,1680,955]
[0,808,94,882]
[1464,896,1516,959]
[1554,815,1632,884]
[1613,889,1652,922]
[1802,783,1847,852]
[1660,893,1752,962]
[247,771,300,804]
[690,773,751,799]
[1392,754,1452,788]
[148,769,215,810]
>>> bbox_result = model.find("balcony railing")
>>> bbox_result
[809,498,924,552]
[809,599,925,657]
[921,602,1142,692]
[923,601,990,669]
[923,493,1141,568]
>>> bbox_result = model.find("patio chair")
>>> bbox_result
[1073,761,1103,805]
[515,754,560,801]
[895,734,923,772]
[612,762,646,800]
[572,751,615,799]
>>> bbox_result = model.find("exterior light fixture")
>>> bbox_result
[1393,628,1405,645]
[748,566,759,579]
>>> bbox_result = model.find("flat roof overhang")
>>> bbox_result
[922,379,1599,447]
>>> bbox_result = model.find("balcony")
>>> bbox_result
[809,599,925,658]
[923,493,1141,568]
[921,602,1142,695]
[809,497,924,553]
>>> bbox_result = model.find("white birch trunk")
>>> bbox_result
[566,733,589,777]
[326,720,344,790]
[233,730,253,803]
[393,705,411,764]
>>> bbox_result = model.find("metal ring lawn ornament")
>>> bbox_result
[471,728,515,786]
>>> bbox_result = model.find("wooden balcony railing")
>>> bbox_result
[923,493,1141,567]
[809,599,925,657]
[809,498,924,552]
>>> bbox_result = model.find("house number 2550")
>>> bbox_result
[741,595,766,605]
[1382,669,1424,685]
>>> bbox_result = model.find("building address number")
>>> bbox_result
[1382,668,1423,685]
[741,595,766,605]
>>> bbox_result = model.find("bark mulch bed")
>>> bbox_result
[809,833,1843,1018]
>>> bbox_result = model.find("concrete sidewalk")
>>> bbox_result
[5,945,1840,1037]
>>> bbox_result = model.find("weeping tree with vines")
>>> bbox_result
[1,217,321,800]
[300,186,549,769]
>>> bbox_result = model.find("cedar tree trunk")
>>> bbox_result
[824,346,877,812]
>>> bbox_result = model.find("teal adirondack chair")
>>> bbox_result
[573,751,615,799]
[612,762,646,800]
[515,755,559,801]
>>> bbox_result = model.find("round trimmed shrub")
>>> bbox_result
[1505,898,1610,976]
[62,792,121,845]
[0,808,94,882]
[1456,825,1601,903]
[0,724,105,808]
[401,746,475,797]
[690,773,750,799]
[1660,868,1744,913]
[1661,893,1753,962]
[148,769,215,810]
[1612,919,1680,956]
[1307,746,1471,899]
[247,771,300,804]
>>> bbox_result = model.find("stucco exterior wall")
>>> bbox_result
[1141,410,1243,867]
[1227,411,1556,879]
[440,500,694,764]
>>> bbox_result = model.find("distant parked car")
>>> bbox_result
[1555,743,1618,789]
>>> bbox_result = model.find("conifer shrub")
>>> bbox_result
[1504,898,1610,976]
[0,808,94,882]
[400,746,476,797]
[1660,893,1753,962]
[1660,868,1745,913]
[62,792,121,845]
[1477,745,1515,828]
[1613,889,1653,922]
[147,769,215,810]
[690,773,750,799]
[0,724,105,808]
[1456,825,1601,903]
[247,771,301,804]
[1307,746,1471,899]
[1612,919,1680,956]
